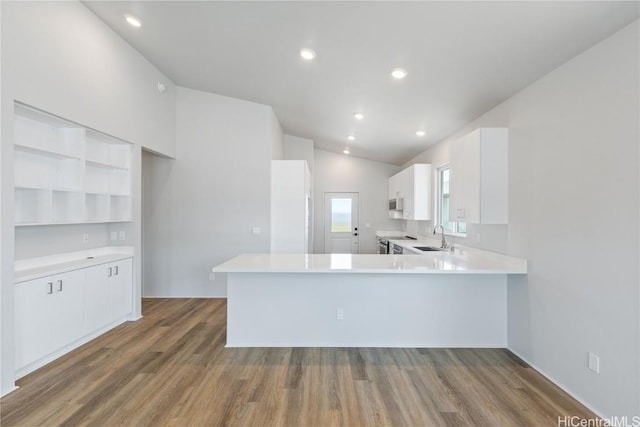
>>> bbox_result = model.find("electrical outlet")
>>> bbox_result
[111,232,118,241]
[336,308,344,320]
[588,352,600,373]
[209,273,215,281]
[119,231,126,241]
[83,233,89,243]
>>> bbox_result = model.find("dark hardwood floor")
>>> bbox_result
[1,298,596,426]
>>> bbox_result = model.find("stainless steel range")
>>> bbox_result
[376,235,416,254]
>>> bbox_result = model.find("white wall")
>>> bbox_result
[2,2,176,157]
[404,21,639,418]
[0,0,5,396]
[142,87,278,297]
[271,110,284,160]
[284,135,315,173]
[1,1,176,395]
[313,149,402,254]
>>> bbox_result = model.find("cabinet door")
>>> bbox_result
[111,259,133,320]
[402,167,415,219]
[449,136,466,222]
[15,278,54,369]
[388,174,397,199]
[51,269,85,349]
[463,132,481,223]
[85,264,112,333]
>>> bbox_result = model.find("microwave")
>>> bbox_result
[388,198,404,211]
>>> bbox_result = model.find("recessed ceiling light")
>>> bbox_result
[300,48,316,60]
[343,148,350,155]
[391,68,407,79]
[347,135,355,141]
[125,15,142,28]
[353,112,364,120]
[416,130,426,137]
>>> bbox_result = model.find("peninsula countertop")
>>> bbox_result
[213,249,527,275]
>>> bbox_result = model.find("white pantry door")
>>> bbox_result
[323,192,359,254]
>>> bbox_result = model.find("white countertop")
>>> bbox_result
[15,247,134,283]
[213,248,527,275]
[375,230,411,239]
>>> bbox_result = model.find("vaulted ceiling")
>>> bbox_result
[85,1,639,165]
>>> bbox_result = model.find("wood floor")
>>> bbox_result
[2,298,595,427]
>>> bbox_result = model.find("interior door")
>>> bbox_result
[323,192,359,254]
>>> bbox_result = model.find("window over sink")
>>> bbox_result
[438,166,466,235]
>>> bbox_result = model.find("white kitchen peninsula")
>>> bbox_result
[213,249,526,348]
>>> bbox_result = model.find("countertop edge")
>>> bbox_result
[15,251,134,283]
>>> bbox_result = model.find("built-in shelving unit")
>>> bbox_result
[14,103,132,226]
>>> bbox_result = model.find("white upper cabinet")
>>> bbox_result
[388,164,432,221]
[13,103,132,226]
[449,128,508,224]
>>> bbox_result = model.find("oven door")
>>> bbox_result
[378,238,389,254]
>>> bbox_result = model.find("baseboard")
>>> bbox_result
[507,347,607,420]
[142,295,227,299]
[1,385,19,398]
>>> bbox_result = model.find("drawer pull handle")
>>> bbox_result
[114,266,119,276]
[57,280,63,292]
[108,267,113,277]
[47,282,53,294]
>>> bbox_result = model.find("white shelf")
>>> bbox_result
[14,144,81,160]
[15,220,131,227]
[85,159,128,171]
[13,103,133,227]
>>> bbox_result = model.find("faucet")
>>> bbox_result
[433,225,448,249]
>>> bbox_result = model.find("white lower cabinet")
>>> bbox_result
[111,259,133,319]
[85,258,133,333]
[84,264,114,334]
[14,257,133,376]
[14,269,85,369]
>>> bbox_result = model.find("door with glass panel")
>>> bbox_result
[323,192,359,254]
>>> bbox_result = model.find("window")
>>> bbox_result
[438,166,466,235]
[330,198,352,232]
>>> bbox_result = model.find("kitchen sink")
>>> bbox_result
[413,246,446,252]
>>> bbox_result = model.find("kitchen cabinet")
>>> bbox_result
[15,256,133,376]
[111,259,133,320]
[14,269,85,369]
[85,258,133,333]
[388,164,432,220]
[449,128,508,224]
[388,173,398,200]
[271,160,311,253]
[387,173,402,219]
[14,103,132,226]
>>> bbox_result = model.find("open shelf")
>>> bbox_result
[13,103,133,226]
[14,144,81,160]
[85,159,128,170]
